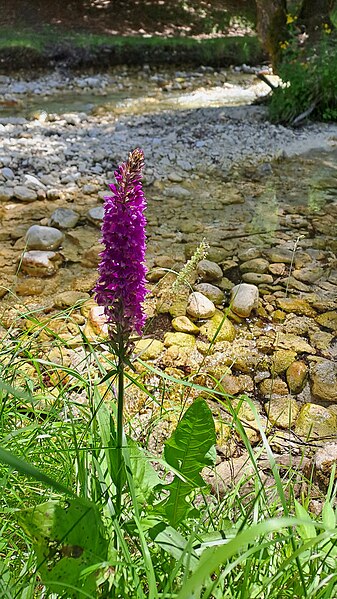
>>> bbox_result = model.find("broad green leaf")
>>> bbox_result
[17,499,108,598]
[162,398,216,526]
[149,520,198,570]
[294,500,317,540]
[322,500,336,530]
[128,439,161,505]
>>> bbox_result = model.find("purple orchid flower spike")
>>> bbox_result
[94,148,148,344]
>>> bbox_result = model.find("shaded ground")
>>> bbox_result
[2,0,256,37]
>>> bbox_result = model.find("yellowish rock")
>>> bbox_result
[134,338,164,360]
[271,349,297,374]
[171,315,200,335]
[265,395,299,429]
[200,309,236,343]
[295,403,337,440]
[164,331,196,349]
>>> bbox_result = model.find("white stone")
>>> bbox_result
[230,283,259,318]
[186,292,216,320]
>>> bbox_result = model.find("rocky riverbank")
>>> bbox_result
[1,67,337,484]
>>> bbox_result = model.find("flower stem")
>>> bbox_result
[115,338,125,518]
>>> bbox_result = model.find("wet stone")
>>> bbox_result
[25,225,65,251]
[49,207,80,229]
[286,360,308,394]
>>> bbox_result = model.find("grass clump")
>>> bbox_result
[1,306,337,598]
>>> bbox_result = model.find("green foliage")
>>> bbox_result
[161,398,216,526]
[269,34,337,124]
[17,499,108,598]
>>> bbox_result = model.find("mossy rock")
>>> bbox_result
[295,403,337,440]
[200,309,236,343]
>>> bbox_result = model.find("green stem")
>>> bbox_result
[115,339,125,518]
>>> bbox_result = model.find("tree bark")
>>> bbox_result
[255,0,288,71]
[298,0,335,36]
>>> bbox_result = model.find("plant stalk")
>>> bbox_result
[115,338,125,518]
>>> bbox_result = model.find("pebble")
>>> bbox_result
[230,283,259,318]
[242,273,273,285]
[240,258,269,273]
[21,250,61,276]
[286,360,308,394]
[194,283,224,304]
[186,292,216,319]
[197,260,223,282]
[25,225,64,250]
[87,206,104,226]
[49,207,80,229]
[13,185,37,202]
[1,167,14,180]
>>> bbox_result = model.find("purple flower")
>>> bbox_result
[93,148,148,339]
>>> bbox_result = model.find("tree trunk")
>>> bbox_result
[299,0,335,37]
[255,0,288,71]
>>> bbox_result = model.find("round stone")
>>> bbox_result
[186,292,216,320]
[49,207,80,229]
[194,283,225,305]
[240,258,270,274]
[87,206,104,226]
[1,167,14,180]
[13,185,37,202]
[230,283,259,318]
[286,360,308,394]
[25,225,64,250]
[242,273,273,285]
[171,316,200,335]
[197,260,223,282]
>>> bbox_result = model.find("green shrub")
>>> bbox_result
[269,33,337,125]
